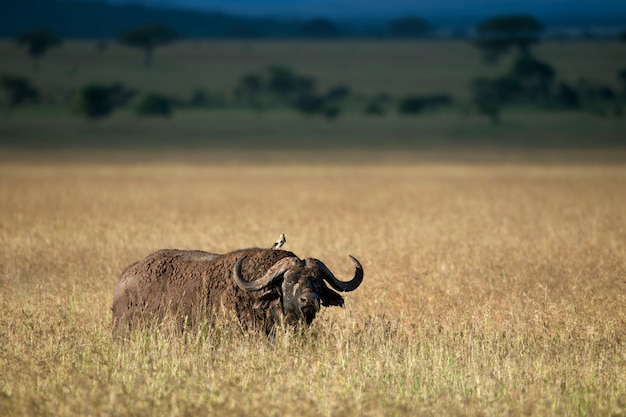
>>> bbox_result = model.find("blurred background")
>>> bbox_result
[1,0,625,160]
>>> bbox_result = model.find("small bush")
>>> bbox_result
[266,66,298,98]
[398,97,424,115]
[398,94,453,115]
[73,83,135,119]
[509,56,555,100]
[325,85,351,101]
[574,78,622,116]
[136,93,172,117]
[74,84,113,118]
[293,94,326,115]
[0,75,39,112]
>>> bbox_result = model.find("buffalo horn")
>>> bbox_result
[313,255,363,292]
[233,255,301,291]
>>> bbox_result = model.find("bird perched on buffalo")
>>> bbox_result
[271,233,286,249]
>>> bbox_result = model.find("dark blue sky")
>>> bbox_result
[111,0,626,19]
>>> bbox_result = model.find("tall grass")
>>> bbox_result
[1,162,626,416]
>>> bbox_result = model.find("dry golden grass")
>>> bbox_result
[1,160,626,416]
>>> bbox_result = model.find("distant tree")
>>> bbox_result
[294,77,316,97]
[293,94,326,115]
[398,94,453,115]
[619,30,626,41]
[325,85,351,101]
[74,83,135,118]
[387,16,432,38]
[398,96,425,115]
[475,15,543,63]
[579,81,616,101]
[300,18,340,38]
[0,75,39,114]
[509,55,555,100]
[266,66,298,98]
[16,28,62,71]
[266,66,316,100]
[118,24,177,66]
[574,79,622,117]
[74,84,115,118]
[234,73,263,107]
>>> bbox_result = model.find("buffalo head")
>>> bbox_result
[232,254,363,326]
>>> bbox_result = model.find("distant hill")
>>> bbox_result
[1,0,624,39]
[0,0,304,39]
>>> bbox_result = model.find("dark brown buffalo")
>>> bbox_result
[112,248,363,336]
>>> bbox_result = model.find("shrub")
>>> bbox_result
[267,66,298,98]
[575,79,621,117]
[509,56,555,100]
[265,66,319,103]
[0,75,39,113]
[74,84,114,118]
[234,73,263,104]
[136,93,172,116]
[293,94,326,115]
[474,15,543,63]
[325,85,351,101]
[398,94,453,115]
[73,83,135,119]
[398,97,424,115]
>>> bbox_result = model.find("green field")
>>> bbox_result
[1,40,625,158]
[1,40,624,97]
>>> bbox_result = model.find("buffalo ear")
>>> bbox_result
[320,288,345,308]
[253,290,280,310]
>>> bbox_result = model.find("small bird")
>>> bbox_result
[271,233,286,250]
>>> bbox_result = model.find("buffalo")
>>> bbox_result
[112,247,363,336]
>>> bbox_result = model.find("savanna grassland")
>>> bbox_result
[1,38,626,416]
[1,161,625,416]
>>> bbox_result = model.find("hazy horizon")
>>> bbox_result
[106,0,626,20]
